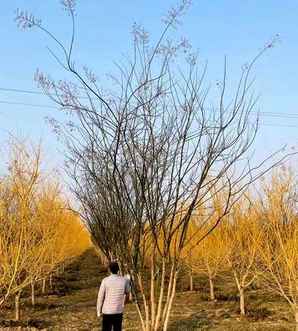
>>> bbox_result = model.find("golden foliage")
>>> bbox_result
[0,141,90,308]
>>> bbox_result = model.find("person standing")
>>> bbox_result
[97,262,130,331]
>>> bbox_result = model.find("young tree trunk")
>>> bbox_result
[239,287,245,316]
[154,260,166,331]
[294,307,298,331]
[42,278,46,294]
[162,271,178,331]
[150,255,156,331]
[137,274,150,331]
[31,280,35,306]
[15,291,21,321]
[209,276,215,301]
[189,269,193,291]
[129,271,146,331]
[118,263,123,275]
[161,262,173,327]
[233,271,245,316]
[133,291,146,331]
[49,274,53,290]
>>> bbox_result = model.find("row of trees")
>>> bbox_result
[182,168,298,326]
[0,141,90,320]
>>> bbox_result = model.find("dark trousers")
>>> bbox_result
[102,313,123,331]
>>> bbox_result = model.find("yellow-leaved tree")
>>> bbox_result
[0,140,90,319]
[0,141,46,319]
[259,168,298,328]
[182,195,229,300]
[225,197,263,316]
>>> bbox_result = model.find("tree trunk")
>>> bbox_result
[31,280,35,306]
[15,291,21,321]
[154,260,166,331]
[161,262,173,326]
[239,287,245,316]
[189,269,193,291]
[49,274,53,290]
[150,255,156,331]
[137,274,149,331]
[295,307,298,331]
[162,271,178,331]
[42,278,46,294]
[129,271,146,331]
[209,276,215,301]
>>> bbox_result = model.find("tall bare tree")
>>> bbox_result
[15,1,289,329]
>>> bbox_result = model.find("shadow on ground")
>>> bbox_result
[0,318,52,330]
[168,311,212,331]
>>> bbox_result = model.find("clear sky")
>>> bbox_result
[0,0,297,172]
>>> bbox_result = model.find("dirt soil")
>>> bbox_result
[0,249,296,330]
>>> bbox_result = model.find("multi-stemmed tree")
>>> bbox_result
[15,1,289,329]
[225,197,264,316]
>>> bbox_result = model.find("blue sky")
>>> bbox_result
[0,0,297,171]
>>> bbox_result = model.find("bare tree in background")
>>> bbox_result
[16,1,289,330]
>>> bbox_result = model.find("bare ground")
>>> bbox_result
[0,249,296,330]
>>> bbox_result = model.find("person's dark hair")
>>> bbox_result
[109,261,119,274]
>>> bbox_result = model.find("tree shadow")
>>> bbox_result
[0,318,52,330]
[168,311,212,331]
